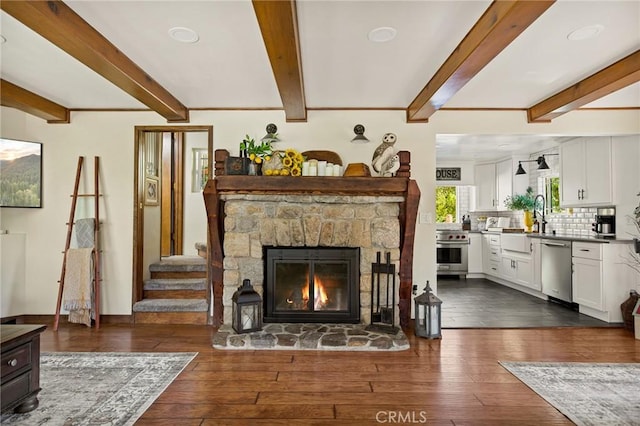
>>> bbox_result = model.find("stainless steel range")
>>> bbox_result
[436,230,469,277]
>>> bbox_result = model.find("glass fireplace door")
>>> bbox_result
[264,247,359,323]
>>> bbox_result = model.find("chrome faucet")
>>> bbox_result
[533,194,546,234]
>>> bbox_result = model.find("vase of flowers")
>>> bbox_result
[504,187,537,232]
[240,135,273,176]
[262,149,305,177]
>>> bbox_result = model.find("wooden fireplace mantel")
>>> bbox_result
[203,150,420,328]
[214,175,410,196]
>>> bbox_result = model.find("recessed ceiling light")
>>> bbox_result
[567,24,604,41]
[368,27,397,43]
[168,27,199,43]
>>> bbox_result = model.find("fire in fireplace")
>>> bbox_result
[263,247,360,323]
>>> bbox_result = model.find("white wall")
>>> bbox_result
[0,233,26,317]
[143,204,161,281]
[183,132,209,255]
[0,106,638,316]
[612,135,640,239]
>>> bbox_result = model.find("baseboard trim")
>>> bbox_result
[2,314,134,325]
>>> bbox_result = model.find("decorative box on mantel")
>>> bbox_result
[203,149,420,328]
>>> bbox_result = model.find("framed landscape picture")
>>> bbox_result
[0,138,43,208]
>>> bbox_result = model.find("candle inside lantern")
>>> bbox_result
[242,313,253,330]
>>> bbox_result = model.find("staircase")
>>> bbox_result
[133,256,209,325]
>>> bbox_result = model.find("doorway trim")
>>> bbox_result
[133,125,213,306]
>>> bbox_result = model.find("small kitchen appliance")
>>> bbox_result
[592,207,616,237]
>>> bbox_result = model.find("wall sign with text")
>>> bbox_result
[436,167,461,181]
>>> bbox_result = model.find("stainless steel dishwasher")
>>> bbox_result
[541,239,573,303]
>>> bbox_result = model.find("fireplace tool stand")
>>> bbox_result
[366,251,399,334]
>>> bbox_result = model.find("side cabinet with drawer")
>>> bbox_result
[572,242,604,310]
[1,324,47,414]
[483,233,501,277]
[571,241,634,322]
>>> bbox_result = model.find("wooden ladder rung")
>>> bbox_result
[54,156,102,332]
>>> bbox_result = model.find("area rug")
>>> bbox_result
[500,361,640,426]
[1,351,197,425]
[213,323,410,351]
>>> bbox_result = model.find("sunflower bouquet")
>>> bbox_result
[263,149,305,176]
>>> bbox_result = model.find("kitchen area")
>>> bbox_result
[435,134,640,328]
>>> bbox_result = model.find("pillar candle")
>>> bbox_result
[325,163,334,176]
[317,161,327,176]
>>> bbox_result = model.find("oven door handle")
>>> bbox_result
[436,241,470,245]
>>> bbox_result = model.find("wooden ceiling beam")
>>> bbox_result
[252,0,306,122]
[0,0,189,123]
[1,79,70,123]
[406,0,555,123]
[528,50,640,122]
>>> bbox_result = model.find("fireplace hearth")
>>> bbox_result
[264,247,359,323]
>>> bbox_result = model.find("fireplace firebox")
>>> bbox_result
[264,247,360,323]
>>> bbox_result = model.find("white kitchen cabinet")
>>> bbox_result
[560,137,612,207]
[475,158,528,211]
[483,233,501,276]
[501,255,533,287]
[495,158,514,211]
[500,234,534,289]
[572,242,604,310]
[572,256,603,310]
[571,241,631,322]
[531,238,542,291]
[475,163,497,210]
[467,233,483,274]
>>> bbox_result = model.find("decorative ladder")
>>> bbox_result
[54,156,102,331]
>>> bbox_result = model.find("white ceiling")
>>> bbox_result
[1,0,639,161]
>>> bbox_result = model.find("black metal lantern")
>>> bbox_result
[414,281,442,339]
[232,279,263,334]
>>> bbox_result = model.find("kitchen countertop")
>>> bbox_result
[474,230,633,244]
[526,233,633,244]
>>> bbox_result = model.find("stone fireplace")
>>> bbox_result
[203,149,420,328]
[219,193,402,325]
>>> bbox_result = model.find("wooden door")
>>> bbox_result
[161,132,184,257]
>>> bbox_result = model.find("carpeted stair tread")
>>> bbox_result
[133,299,208,312]
[143,278,206,291]
[149,256,206,273]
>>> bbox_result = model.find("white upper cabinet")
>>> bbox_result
[560,137,612,207]
[474,163,497,210]
[474,157,528,211]
[495,158,513,211]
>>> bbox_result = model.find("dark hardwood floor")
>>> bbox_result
[33,322,639,425]
[437,277,620,328]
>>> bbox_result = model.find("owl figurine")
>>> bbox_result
[371,132,397,176]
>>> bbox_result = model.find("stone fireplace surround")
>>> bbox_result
[204,150,420,328]
[220,193,402,325]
